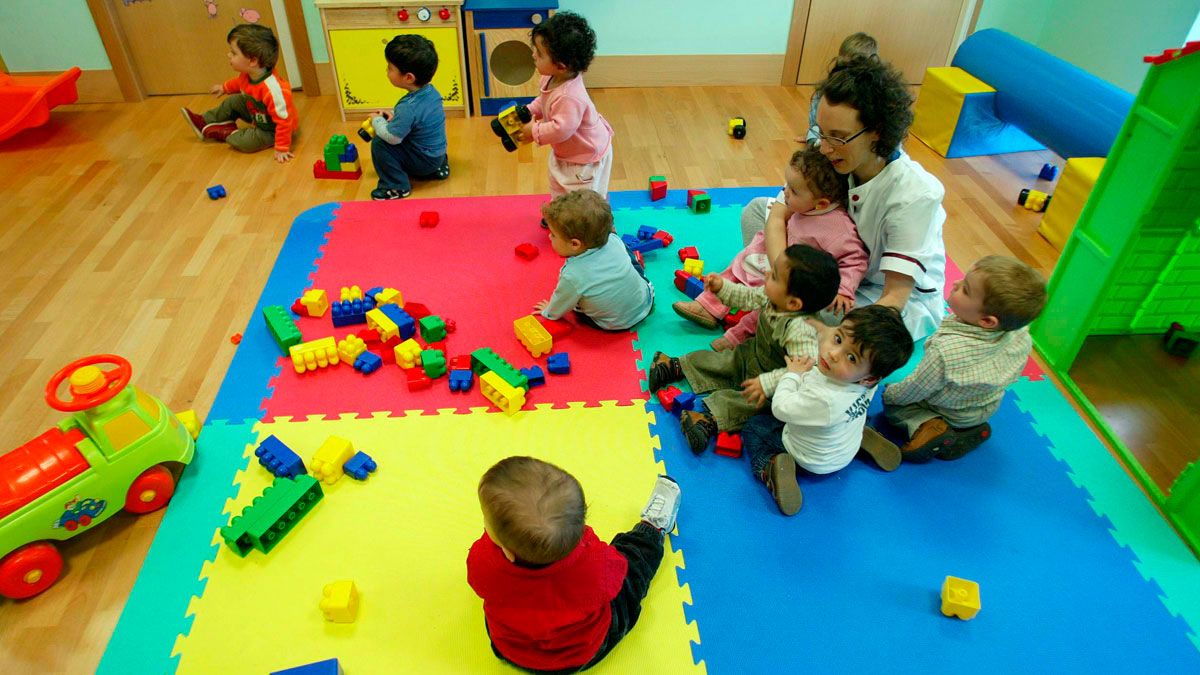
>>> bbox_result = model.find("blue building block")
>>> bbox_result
[1039,163,1059,181]
[332,297,376,327]
[354,351,383,374]
[637,225,658,240]
[625,236,666,254]
[673,391,697,414]
[684,276,705,299]
[378,303,416,339]
[339,143,359,163]
[520,365,546,387]
[270,658,343,675]
[206,185,227,200]
[254,435,306,478]
[365,285,384,298]
[449,368,474,392]
[343,451,377,480]
[547,352,570,374]
[620,233,640,249]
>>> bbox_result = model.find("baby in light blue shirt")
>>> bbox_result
[536,190,654,330]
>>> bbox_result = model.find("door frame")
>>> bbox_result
[84,0,320,101]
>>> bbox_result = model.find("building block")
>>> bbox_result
[394,338,422,369]
[514,315,553,357]
[254,435,306,478]
[338,143,359,163]
[290,337,340,374]
[444,318,456,333]
[633,250,645,269]
[683,258,704,276]
[715,432,743,458]
[403,301,431,319]
[406,368,432,391]
[1017,188,1051,212]
[366,304,413,341]
[674,270,693,294]
[470,347,528,390]
[449,354,473,370]
[674,391,696,413]
[331,296,375,327]
[637,225,658,240]
[310,436,355,485]
[724,309,747,328]
[324,134,349,168]
[319,580,359,623]
[649,175,667,201]
[728,116,746,139]
[422,349,447,378]
[686,189,706,207]
[652,229,674,246]
[263,305,302,355]
[358,117,375,142]
[354,351,383,374]
[547,352,570,374]
[271,658,343,675]
[357,327,381,343]
[419,315,447,343]
[520,365,546,387]
[340,286,363,302]
[940,576,981,620]
[689,193,711,213]
[1038,163,1058,181]
[419,211,439,228]
[480,370,526,416]
[343,451,377,480]
[449,368,474,392]
[625,235,666,254]
[535,314,574,339]
[683,276,704,299]
[206,184,227,200]
[300,289,329,317]
[515,242,539,260]
[656,385,682,410]
[220,475,323,556]
[336,334,367,364]
[678,246,699,262]
[312,159,362,180]
[378,336,400,364]
[374,287,403,306]
[176,409,201,440]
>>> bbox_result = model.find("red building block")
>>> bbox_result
[674,270,694,293]
[515,243,539,260]
[291,299,310,317]
[444,318,456,333]
[449,354,472,370]
[649,180,667,201]
[633,250,644,268]
[724,309,748,328]
[535,314,575,339]
[656,385,682,410]
[678,246,699,262]
[652,230,674,246]
[312,159,362,180]
[357,327,381,343]
[419,211,439,228]
[379,336,401,363]
[686,189,706,207]
[715,432,743,458]
[404,302,432,319]
[406,369,432,391]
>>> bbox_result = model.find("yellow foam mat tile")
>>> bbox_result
[173,404,704,674]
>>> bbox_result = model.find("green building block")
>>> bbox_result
[422,349,446,378]
[220,474,323,557]
[689,194,711,213]
[263,305,302,355]
[470,347,528,390]
[419,315,447,343]
[323,134,349,171]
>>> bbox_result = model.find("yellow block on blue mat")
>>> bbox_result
[912,67,995,157]
[1039,157,1106,250]
[172,404,702,674]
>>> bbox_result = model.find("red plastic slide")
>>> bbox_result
[0,66,82,142]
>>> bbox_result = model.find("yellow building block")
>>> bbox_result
[300,289,329,318]
[366,308,399,341]
[290,337,340,374]
[683,258,704,277]
[337,334,367,363]
[311,436,355,485]
[911,67,995,157]
[940,576,981,620]
[394,338,422,369]
[514,315,553,358]
[340,285,363,302]
[1038,157,1106,250]
[176,409,201,440]
[480,371,525,416]
[319,580,360,623]
[374,287,403,307]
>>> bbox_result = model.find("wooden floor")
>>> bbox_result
[0,85,1120,671]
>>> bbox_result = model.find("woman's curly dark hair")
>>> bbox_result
[531,11,597,73]
[815,55,914,158]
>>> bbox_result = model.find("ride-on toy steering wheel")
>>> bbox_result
[44,354,133,412]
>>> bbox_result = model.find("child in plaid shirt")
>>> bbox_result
[863,255,1047,462]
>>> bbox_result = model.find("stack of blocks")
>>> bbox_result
[313,135,362,180]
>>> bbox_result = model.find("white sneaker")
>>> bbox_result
[640,475,682,532]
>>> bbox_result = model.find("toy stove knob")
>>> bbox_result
[396,9,409,21]
[439,7,451,20]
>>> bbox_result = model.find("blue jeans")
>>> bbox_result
[741,411,789,478]
[370,136,445,192]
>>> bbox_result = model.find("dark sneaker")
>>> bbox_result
[201,121,238,143]
[181,107,207,140]
[640,475,682,532]
[764,454,802,515]
[648,352,684,392]
[371,187,411,200]
[860,426,901,471]
[680,409,717,455]
[434,158,450,180]
[936,422,992,461]
[900,417,954,463]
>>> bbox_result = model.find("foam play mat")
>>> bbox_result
[99,188,1200,674]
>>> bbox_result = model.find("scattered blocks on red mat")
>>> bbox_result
[515,243,539,260]
[419,211,439,228]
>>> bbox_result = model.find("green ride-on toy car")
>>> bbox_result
[0,354,197,600]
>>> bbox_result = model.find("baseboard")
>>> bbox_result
[585,54,785,88]
[10,68,123,103]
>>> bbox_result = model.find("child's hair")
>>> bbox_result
[530,11,597,73]
[838,32,878,60]
[227,24,279,71]
[541,189,612,249]
[478,456,586,566]
[841,305,914,380]
[816,55,913,158]
[782,244,840,312]
[790,146,849,206]
[972,255,1048,330]
[385,34,439,86]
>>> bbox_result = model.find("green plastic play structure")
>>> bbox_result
[1032,43,1200,554]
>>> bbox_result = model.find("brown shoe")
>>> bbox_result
[710,336,734,352]
[901,417,954,463]
[937,422,992,461]
[764,454,802,515]
[673,301,719,329]
[680,409,718,454]
[180,107,207,140]
[861,427,901,471]
[648,352,684,392]
[202,121,238,143]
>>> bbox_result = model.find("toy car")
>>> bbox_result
[491,102,532,152]
[0,355,197,600]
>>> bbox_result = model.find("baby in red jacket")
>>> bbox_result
[467,457,681,673]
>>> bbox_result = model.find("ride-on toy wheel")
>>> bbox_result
[124,465,176,514]
[0,542,64,600]
[45,354,133,412]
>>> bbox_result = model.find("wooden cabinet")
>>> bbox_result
[315,0,469,120]
[462,1,557,115]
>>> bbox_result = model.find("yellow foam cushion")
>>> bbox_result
[1039,157,1106,249]
[912,67,996,156]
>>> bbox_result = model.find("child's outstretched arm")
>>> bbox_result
[763,201,792,263]
[527,96,585,146]
[537,276,582,321]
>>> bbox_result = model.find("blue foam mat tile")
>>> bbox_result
[97,419,260,675]
[207,203,336,423]
[644,392,1200,673]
